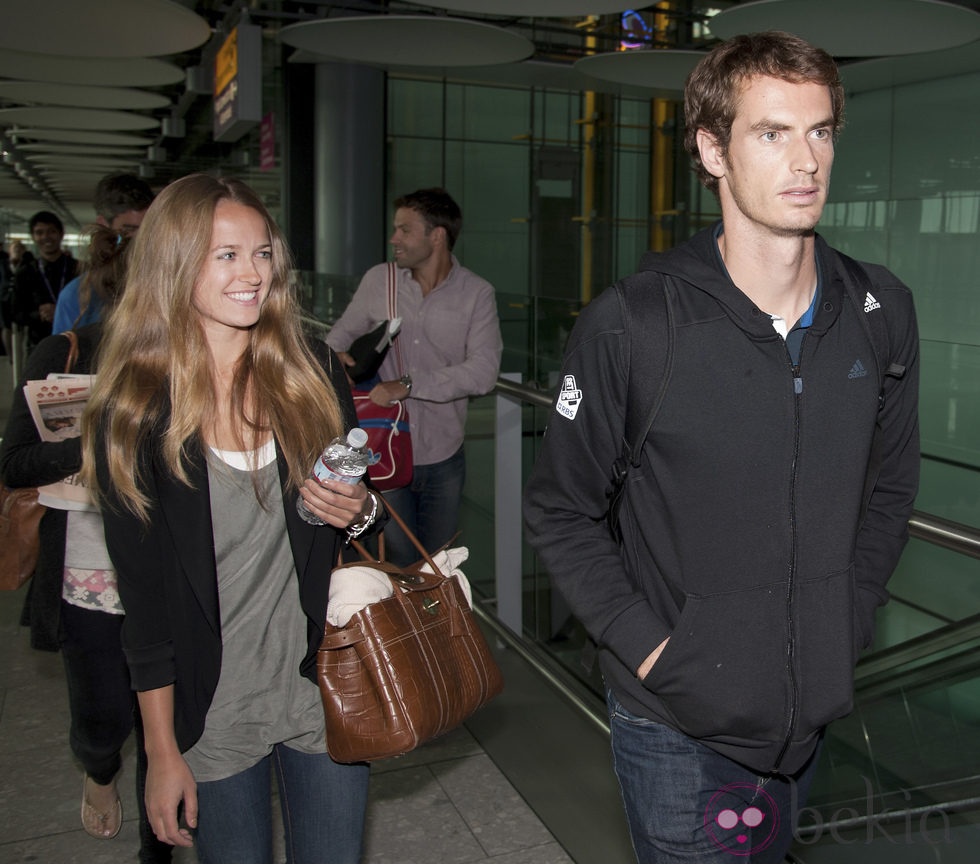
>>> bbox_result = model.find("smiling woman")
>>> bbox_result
[191,201,273,350]
[79,174,381,863]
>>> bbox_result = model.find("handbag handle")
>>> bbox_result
[62,329,79,373]
[347,493,445,577]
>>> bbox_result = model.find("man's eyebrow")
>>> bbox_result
[749,119,790,132]
[748,117,835,132]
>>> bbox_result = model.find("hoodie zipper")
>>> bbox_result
[774,341,804,771]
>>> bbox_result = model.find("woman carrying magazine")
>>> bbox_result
[0,228,170,861]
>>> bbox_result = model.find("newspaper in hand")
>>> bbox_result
[22,373,97,511]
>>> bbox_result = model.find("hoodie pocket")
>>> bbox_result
[641,583,790,743]
[795,567,858,733]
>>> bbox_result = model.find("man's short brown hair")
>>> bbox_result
[394,188,462,250]
[684,31,845,193]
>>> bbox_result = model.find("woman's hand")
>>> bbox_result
[299,476,371,529]
[137,686,197,847]
[144,750,197,847]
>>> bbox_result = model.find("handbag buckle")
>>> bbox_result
[391,572,424,586]
[422,597,441,615]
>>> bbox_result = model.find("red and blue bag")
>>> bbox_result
[353,392,412,491]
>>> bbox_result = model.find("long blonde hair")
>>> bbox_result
[81,173,345,521]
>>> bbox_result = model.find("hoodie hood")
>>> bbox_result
[638,221,845,340]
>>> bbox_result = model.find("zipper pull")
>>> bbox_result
[792,364,803,394]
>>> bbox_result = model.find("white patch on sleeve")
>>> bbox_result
[555,374,583,420]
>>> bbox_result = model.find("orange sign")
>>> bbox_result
[214,27,239,97]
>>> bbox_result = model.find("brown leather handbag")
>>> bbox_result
[317,502,503,763]
[0,482,44,591]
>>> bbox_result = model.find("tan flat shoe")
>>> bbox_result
[81,774,122,839]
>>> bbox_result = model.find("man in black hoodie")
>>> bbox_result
[524,31,919,864]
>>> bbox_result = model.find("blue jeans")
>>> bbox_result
[193,744,369,864]
[607,690,820,863]
[381,445,465,566]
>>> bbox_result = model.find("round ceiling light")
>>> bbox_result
[0,50,184,86]
[0,107,159,132]
[8,129,156,146]
[0,0,211,58]
[575,49,705,93]
[409,1,633,14]
[0,81,170,111]
[709,0,980,57]
[280,16,534,67]
[17,143,147,157]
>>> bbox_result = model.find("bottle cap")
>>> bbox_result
[347,428,369,449]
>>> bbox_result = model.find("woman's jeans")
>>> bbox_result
[193,743,370,864]
[607,689,820,863]
[381,445,465,565]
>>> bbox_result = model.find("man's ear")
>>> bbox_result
[95,215,109,228]
[696,129,726,180]
[430,225,447,249]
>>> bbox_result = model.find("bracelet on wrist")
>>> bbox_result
[346,490,379,541]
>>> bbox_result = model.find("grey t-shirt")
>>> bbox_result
[184,443,326,782]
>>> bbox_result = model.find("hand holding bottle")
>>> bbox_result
[297,429,370,527]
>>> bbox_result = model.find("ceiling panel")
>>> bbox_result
[281,16,534,67]
[1,0,210,58]
[0,81,171,111]
[6,129,156,146]
[0,49,184,86]
[409,0,633,13]
[711,0,980,57]
[0,107,160,131]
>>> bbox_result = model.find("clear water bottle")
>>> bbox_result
[296,428,370,526]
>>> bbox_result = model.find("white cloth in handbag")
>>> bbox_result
[326,547,472,627]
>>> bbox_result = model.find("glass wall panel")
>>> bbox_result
[446,83,530,143]
[387,137,446,202]
[445,140,529,297]
[387,77,444,137]
[536,88,577,145]
[890,73,980,200]
[830,88,893,203]
[814,69,980,534]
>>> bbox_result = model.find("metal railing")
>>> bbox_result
[495,376,980,561]
[490,374,980,780]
